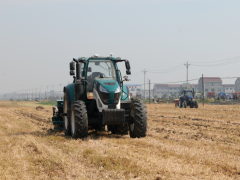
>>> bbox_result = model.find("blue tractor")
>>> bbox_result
[179,90,198,108]
[217,93,226,100]
[52,54,147,139]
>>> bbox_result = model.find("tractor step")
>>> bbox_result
[52,121,63,125]
[60,113,67,116]
[54,127,64,130]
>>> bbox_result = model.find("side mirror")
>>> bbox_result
[70,70,75,76]
[88,67,92,72]
[125,60,131,69]
[123,76,131,81]
[126,69,131,75]
[70,62,75,70]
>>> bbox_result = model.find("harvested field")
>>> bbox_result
[0,101,240,179]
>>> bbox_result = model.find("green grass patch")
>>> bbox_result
[37,100,56,106]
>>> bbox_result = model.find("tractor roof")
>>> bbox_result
[182,90,193,92]
[77,56,120,61]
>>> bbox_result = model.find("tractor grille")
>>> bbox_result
[99,92,110,104]
[114,92,121,104]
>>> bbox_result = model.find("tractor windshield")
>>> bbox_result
[184,91,193,97]
[86,60,117,92]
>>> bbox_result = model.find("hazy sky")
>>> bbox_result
[1,0,240,94]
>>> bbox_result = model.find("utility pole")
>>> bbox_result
[149,79,150,104]
[46,86,48,100]
[184,62,190,90]
[36,88,37,100]
[53,85,54,99]
[60,84,62,98]
[143,69,147,99]
[32,89,33,101]
[202,74,204,106]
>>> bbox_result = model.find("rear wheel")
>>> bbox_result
[71,100,88,139]
[195,101,198,108]
[129,99,147,138]
[63,93,71,136]
[179,99,182,108]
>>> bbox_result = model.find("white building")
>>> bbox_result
[222,84,235,94]
[235,78,240,92]
[153,84,181,98]
[125,84,142,97]
[198,77,222,96]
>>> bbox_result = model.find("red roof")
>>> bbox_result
[199,77,222,82]
[168,84,181,88]
[222,84,235,87]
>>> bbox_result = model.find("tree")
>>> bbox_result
[162,93,168,99]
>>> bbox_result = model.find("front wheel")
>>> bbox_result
[183,101,187,108]
[63,93,71,136]
[129,99,147,138]
[71,100,88,139]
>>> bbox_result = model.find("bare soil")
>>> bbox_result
[0,101,239,180]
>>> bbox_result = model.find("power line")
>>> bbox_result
[147,64,184,72]
[148,66,185,74]
[190,56,240,66]
[191,58,240,66]
[189,55,240,64]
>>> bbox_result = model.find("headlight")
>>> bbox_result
[99,85,108,93]
[115,87,121,93]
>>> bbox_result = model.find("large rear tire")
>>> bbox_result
[129,99,147,138]
[71,100,88,139]
[195,101,198,108]
[179,99,182,108]
[63,93,71,136]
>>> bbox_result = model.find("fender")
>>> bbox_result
[64,83,75,103]
[121,84,129,101]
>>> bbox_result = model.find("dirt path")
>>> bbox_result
[0,101,239,179]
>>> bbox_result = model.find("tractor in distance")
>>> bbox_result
[52,54,147,139]
[179,89,198,108]
[217,92,226,100]
[207,92,215,99]
[233,92,240,100]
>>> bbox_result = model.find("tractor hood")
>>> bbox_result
[94,78,121,104]
[187,95,193,99]
[95,78,119,92]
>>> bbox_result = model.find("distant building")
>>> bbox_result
[198,77,222,96]
[235,78,240,92]
[144,89,154,99]
[125,84,142,97]
[181,83,196,91]
[222,84,235,94]
[153,84,181,98]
